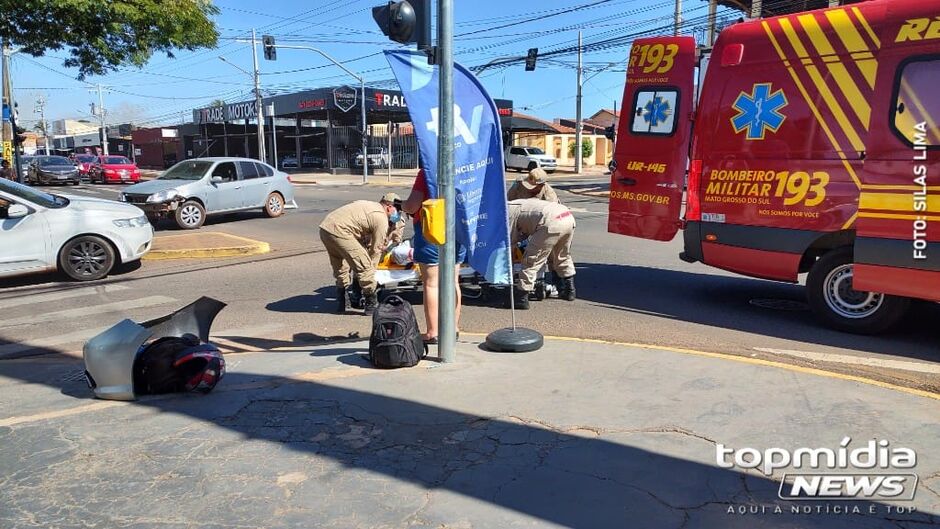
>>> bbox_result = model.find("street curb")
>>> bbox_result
[462,333,940,401]
[143,233,271,260]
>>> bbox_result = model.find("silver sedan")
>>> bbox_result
[119,157,297,229]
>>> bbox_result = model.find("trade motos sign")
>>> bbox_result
[194,102,258,124]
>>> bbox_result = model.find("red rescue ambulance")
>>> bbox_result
[608,0,938,333]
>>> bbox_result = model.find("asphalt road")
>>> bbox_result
[2,180,938,392]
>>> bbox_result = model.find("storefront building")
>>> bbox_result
[187,86,514,173]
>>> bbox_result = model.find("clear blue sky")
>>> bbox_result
[11,0,733,130]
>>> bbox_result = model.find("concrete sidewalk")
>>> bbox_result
[287,164,610,187]
[1,336,937,528]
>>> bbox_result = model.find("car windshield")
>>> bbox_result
[74,155,96,162]
[103,156,131,164]
[525,148,545,155]
[0,178,68,208]
[37,156,73,167]
[158,160,212,180]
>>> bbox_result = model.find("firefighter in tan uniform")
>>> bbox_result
[507,198,576,309]
[506,167,559,203]
[319,193,402,315]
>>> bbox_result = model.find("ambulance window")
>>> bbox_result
[892,58,939,147]
[630,89,679,136]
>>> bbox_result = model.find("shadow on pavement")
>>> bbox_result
[0,340,934,528]
[575,262,940,362]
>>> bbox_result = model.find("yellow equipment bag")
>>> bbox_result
[421,199,446,245]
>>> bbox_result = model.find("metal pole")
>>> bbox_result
[361,78,368,184]
[387,120,392,182]
[438,0,456,363]
[750,0,762,18]
[574,30,583,174]
[674,0,682,35]
[268,104,278,169]
[97,84,109,156]
[707,0,718,46]
[251,29,266,162]
[1,43,11,169]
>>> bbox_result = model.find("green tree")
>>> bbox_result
[568,138,594,159]
[0,0,219,79]
[210,99,226,108]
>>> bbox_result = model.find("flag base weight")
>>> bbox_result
[484,327,543,353]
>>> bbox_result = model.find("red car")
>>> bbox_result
[71,153,98,177]
[89,156,141,184]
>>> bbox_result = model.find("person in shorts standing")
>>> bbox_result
[402,168,466,344]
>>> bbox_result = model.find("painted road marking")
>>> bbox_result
[0,284,130,309]
[0,296,176,327]
[0,326,111,358]
[753,347,940,375]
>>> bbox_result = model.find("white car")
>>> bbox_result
[354,148,390,168]
[0,178,153,281]
[504,146,557,173]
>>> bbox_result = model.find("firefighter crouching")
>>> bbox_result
[319,193,402,315]
[507,198,576,309]
[507,167,559,203]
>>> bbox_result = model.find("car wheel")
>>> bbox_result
[806,247,910,334]
[175,200,206,229]
[59,235,115,281]
[263,192,285,218]
[527,162,538,171]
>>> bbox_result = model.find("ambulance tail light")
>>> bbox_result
[685,159,703,222]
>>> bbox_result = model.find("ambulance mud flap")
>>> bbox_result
[83,297,227,401]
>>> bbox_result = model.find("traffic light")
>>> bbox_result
[262,35,276,61]
[525,48,538,71]
[371,0,431,50]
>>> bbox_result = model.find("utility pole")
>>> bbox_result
[35,95,50,154]
[93,84,109,155]
[674,0,682,35]
[250,29,266,163]
[2,43,13,168]
[707,0,718,46]
[574,30,583,175]
[437,0,457,363]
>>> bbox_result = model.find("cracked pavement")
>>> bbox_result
[0,337,938,528]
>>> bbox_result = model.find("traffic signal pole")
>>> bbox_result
[250,29,266,163]
[96,84,109,156]
[437,0,457,363]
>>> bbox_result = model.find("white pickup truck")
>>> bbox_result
[504,146,557,173]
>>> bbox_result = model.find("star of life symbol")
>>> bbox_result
[731,83,788,140]
[643,96,672,127]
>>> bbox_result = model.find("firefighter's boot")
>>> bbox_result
[335,286,350,314]
[363,293,379,316]
[559,276,576,301]
[513,286,531,310]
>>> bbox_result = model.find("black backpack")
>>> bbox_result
[368,295,427,368]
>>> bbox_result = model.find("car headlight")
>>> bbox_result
[147,189,179,203]
[113,215,150,228]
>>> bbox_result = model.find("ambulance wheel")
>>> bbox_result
[806,248,910,334]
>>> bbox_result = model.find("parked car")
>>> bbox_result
[504,146,557,173]
[71,153,98,178]
[28,155,81,185]
[354,147,390,168]
[0,178,153,281]
[89,155,141,184]
[281,154,299,169]
[18,156,34,181]
[302,151,327,168]
[392,151,416,168]
[119,157,297,230]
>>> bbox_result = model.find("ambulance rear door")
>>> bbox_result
[608,36,697,241]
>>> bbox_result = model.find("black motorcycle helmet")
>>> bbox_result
[133,334,225,395]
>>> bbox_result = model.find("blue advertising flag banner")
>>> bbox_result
[385,50,511,285]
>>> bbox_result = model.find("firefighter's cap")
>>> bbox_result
[521,167,548,189]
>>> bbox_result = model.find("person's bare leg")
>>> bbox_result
[422,265,440,339]
[454,264,462,334]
